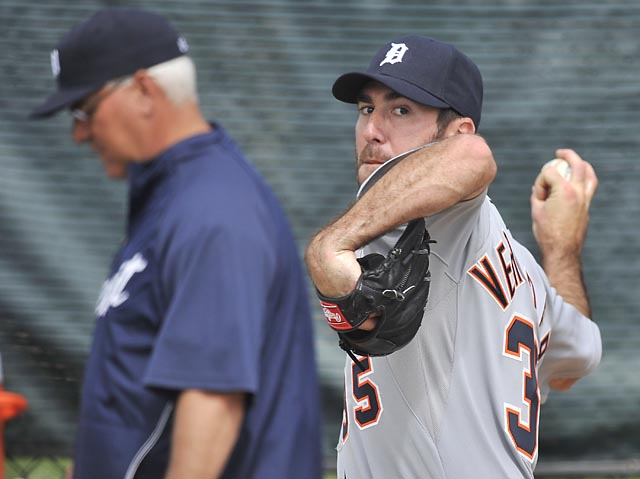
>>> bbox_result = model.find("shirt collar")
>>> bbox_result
[127,123,222,194]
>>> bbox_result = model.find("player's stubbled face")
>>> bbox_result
[355,82,441,185]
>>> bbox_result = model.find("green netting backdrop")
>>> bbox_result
[1,0,639,471]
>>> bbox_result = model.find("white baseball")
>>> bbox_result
[544,158,571,180]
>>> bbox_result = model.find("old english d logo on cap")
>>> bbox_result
[50,49,61,78]
[379,43,409,66]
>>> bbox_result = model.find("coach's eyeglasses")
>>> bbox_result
[70,77,130,123]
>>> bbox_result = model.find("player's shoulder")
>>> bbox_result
[164,160,289,249]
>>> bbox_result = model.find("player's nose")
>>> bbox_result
[361,113,386,144]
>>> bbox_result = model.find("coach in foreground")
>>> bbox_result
[306,35,601,478]
[30,8,322,479]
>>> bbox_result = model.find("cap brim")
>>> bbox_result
[332,72,450,110]
[29,84,98,119]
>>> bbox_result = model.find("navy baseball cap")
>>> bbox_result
[29,8,189,119]
[332,35,483,128]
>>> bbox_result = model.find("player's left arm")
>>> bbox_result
[165,389,245,478]
[531,148,599,390]
[306,133,495,299]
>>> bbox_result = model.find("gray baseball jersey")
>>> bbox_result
[337,165,602,479]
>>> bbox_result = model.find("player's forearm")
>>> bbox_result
[542,252,591,319]
[345,134,494,247]
[165,390,245,479]
[306,134,494,297]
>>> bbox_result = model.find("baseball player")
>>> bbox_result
[306,35,601,478]
[29,8,322,479]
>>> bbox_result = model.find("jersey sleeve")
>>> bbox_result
[537,287,602,402]
[143,221,274,394]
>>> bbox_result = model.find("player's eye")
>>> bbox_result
[358,105,374,115]
[392,106,410,116]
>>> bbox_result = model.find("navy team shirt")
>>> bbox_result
[72,125,322,479]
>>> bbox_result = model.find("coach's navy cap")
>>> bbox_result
[332,35,483,128]
[29,8,189,119]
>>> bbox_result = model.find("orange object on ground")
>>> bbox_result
[0,389,28,422]
[0,354,28,479]
[0,388,28,479]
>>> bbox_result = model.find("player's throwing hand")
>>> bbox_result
[531,148,598,260]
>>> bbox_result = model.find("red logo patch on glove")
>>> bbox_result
[320,300,353,331]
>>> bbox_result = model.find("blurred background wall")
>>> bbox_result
[0,0,639,471]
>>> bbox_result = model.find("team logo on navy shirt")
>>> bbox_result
[95,253,148,317]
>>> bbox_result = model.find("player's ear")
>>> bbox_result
[131,69,158,116]
[441,116,476,138]
[456,117,476,135]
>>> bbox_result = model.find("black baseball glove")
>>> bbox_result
[318,218,433,363]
